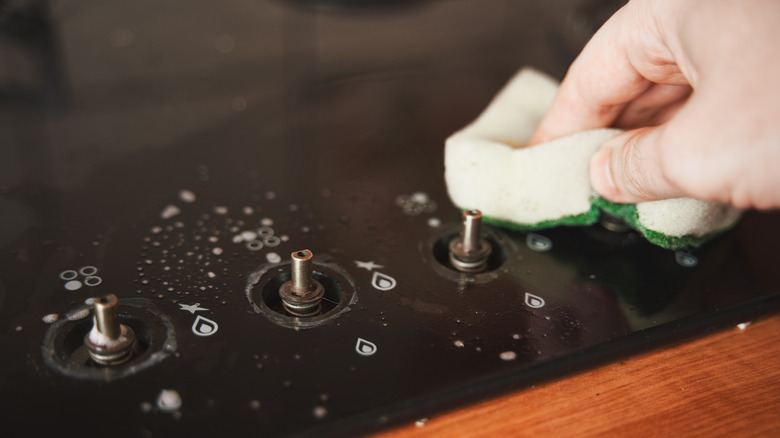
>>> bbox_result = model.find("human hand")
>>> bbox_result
[530,0,780,209]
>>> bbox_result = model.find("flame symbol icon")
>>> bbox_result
[192,315,219,336]
[524,292,546,309]
[371,271,397,291]
[355,338,377,356]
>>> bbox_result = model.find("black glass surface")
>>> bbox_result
[1,1,778,437]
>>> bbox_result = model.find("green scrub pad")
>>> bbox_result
[444,68,742,250]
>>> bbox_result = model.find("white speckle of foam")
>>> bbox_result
[212,247,223,255]
[266,252,281,263]
[453,340,465,348]
[160,204,181,220]
[15,326,23,332]
[260,217,273,226]
[313,406,328,420]
[140,402,154,413]
[151,226,162,234]
[66,308,91,321]
[249,400,261,410]
[415,418,429,427]
[500,351,517,361]
[207,271,216,278]
[264,191,276,200]
[214,206,228,215]
[88,325,131,348]
[242,206,254,215]
[179,190,196,203]
[157,389,182,412]
[241,231,258,241]
[42,313,59,324]
[232,234,244,243]
[427,217,441,228]
[280,235,289,242]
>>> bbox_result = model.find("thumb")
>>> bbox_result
[589,126,683,204]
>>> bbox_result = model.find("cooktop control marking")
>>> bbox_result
[354,260,383,271]
[59,266,103,291]
[179,303,209,314]
[371,272,397,291]
[524,293,546,309]
[355,338,378,356]
[191,315,219,336]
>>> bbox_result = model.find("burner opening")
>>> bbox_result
[247,260,358,330]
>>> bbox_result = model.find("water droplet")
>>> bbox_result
[500,351,517,361]
[526,233,552,252]
[179,190,196,203]
[313,406,328,419]
[675,251,698,268]
[160,204,181,220]
[156,389,182,412]
[453,340,465,348]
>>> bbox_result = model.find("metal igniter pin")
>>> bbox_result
[449,209,492,273]
[83,294,136,366]
[279,249,325,317]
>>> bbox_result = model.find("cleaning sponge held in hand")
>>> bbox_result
[444,68,742,250]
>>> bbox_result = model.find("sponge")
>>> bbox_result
[444,68,742,250]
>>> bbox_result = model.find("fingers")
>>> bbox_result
[589,125,683,203]
[612,83,692,129]
[530,1,689,145]
[529,5,655,145]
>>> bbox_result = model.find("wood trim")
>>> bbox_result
[376,315,780,437]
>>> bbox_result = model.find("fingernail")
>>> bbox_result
[590,146,619,199]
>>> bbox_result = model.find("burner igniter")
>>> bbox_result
[83,294,136,366]
[279,250,325,317]
[449,210,492,273]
